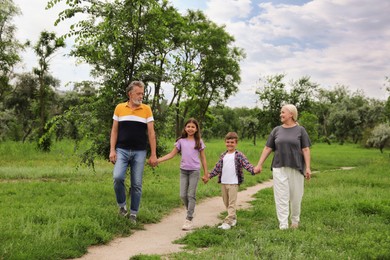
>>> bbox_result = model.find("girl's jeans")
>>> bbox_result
[113,148,146,215]
[180,169,200,220]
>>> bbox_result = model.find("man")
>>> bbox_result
[109,80,157,223]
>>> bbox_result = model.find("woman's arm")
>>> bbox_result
[254,146,273,173]
[302,147,311,179]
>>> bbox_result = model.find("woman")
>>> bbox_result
[254,104,311,230]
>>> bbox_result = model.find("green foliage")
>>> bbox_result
[31,31,65,150]
[43,0,245,165]
[299,111,319,142]
[0,0,23,100]
[366,123,390,153]
[255,74,318,136]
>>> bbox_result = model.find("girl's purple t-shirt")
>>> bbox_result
[175,138,205,171]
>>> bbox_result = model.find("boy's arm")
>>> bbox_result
[238,152,256,175]
[209,157,223,178]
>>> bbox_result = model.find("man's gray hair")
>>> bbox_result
[126,81,145,97]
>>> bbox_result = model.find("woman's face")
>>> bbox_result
[280,107,293,123]
[185,122,198,136]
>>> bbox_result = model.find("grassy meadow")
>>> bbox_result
[0,139,389,259]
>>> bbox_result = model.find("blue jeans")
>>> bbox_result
[113,148,146,215]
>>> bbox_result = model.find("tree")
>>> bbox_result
[366,123,390,153]
[256,74,288,133]
[165,10,244,135]
[289,76,318,113]
[239,116,259,145]
[47,0,244,164]
[3,72,38,141]
[299,111,319,143]
[0,0,23,102]
[33,31,65,151]
[384,76,390,122]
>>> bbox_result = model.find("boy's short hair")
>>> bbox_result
[225,132,239,141]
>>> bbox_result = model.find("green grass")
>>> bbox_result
[168,144,390,259]
[0,140,389,259]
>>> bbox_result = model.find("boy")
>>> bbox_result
[203,132,259,230]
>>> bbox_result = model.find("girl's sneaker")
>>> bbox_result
[182,219,193,231]
[231,219,237,227]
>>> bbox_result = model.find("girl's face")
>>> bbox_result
[185,122,198,136]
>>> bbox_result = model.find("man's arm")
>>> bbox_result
[109,120,118,164]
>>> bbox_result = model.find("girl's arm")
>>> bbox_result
[157,147,179,164]
[199,149,208,178]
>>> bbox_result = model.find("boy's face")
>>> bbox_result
[225,138,237,152]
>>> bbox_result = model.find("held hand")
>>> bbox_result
[253,165,262,174]
[148,155,158,167]
[305,169,312,180]
[202,174,210,184]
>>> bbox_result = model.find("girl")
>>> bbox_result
[157,118,208,230]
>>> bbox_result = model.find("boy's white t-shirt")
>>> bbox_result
[221,152,238,184]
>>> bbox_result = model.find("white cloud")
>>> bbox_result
[205,0,252,23]
[13,0,91,90]
[201,0,390,105]
[11,0,390,107]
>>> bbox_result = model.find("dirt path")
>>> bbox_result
[76,180,273,260]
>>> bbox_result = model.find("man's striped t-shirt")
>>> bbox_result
[113,102,154,150]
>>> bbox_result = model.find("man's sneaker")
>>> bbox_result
[231,219,237,227]
[182,219,193,231]
[118,207,128,217]
[218,223,231,230]
[128,214,137,224]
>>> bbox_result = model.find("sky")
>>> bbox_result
[12,0,390,108]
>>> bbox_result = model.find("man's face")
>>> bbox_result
[129,86,144,106]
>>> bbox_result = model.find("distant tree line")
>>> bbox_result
[1,0,389,167]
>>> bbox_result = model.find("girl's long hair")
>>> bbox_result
[176,118,202,150]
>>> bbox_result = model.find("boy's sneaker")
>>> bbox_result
[182,219,193,231]
[231,219,237,227]
[128,214,137,224]
[118,207,128,217]
[218,223,231,230]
